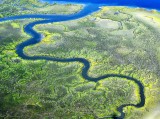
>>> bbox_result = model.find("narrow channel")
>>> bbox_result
[0,4,145,119]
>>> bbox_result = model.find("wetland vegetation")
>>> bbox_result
[0,0,160,119]
[0,0,82,17]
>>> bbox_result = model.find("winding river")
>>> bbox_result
[2,1,160,118]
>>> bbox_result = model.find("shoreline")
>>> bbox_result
[40,0,160,12]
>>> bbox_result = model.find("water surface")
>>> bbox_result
[42,0,160,10]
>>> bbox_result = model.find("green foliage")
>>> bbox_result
[1,3,160,119]
[25,6,160,118]
[0,0,82,17]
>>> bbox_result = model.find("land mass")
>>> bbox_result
[0,0,160,119]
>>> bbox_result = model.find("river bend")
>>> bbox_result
[0,4,145,119]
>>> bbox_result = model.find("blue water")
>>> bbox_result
[42,0,160,10]
[0,5,100,22]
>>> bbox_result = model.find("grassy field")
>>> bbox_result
[0,1,160,119]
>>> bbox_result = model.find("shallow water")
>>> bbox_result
[42,0,160,10]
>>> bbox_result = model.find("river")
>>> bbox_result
[1,0,159,118]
